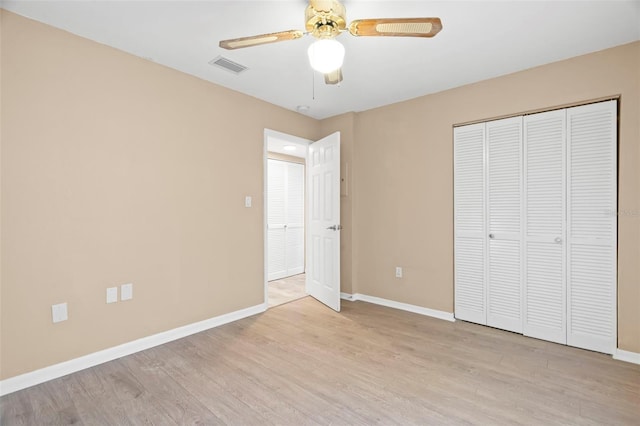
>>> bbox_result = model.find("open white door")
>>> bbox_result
[306,132,341,311]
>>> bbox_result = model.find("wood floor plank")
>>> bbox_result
[208,323,420,424]
[167,337,319,425]
[119,351,223,425]
[159,341,271,425]
[1,297,639,425]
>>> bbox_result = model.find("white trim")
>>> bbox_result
[341,293,455,322]
[613,348,640,365]
[263,131,269,307]
[340,292,355,301]
[0,303,266,397]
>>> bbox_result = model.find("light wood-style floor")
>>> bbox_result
[267,273,307,308]
[1,297,639,425]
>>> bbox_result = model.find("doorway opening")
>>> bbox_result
[264,130,310,308]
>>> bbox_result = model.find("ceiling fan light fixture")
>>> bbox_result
[307,39,345,73]
[218,0,444,85]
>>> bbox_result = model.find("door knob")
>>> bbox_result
[555,237,562,243]
[326,225,343,231]
[489,233,495,239]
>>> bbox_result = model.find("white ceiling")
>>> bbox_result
[3,1,639,119]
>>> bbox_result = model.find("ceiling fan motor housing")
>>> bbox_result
[305,0,346,39]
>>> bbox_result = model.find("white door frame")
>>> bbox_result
[263,129,311,308]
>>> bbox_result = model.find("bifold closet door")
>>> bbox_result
[285,161,305,276]
[267,160,305,281]
[456,100,617,353]
[454,123,486,325]
[486,117,523,333]
[567,100,617,354]
[523,109,567,344]
[268,160,287,280]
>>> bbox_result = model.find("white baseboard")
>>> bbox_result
[341,292,455,322]
[3,295,632,396]
[613,348,640,365]
[340,292,356,301]
[0,303,266,397]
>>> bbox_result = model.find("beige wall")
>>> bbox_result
[1,10,639,381]
[0,11,319,379]
[351,41,640,353]
[319,114,356,295]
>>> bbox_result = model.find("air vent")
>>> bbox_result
[209,56,248,75]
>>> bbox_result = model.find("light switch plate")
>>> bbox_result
[245,196,252,208]
[106,287,118,304]
[121,283,133,301]
[52,302,68,323]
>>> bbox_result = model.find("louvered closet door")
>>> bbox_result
[286,162,305,276]
[268,159,287,281]
[486,117,523,333]
[454,123,486,325]
[523,109,567,344]
[567,100,617,354]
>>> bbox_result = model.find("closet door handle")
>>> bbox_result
[489,233,495,239]
[554,237,562,244]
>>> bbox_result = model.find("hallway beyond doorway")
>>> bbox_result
[268,274,307,308]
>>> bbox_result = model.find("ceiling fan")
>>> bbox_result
[219,0,442,84]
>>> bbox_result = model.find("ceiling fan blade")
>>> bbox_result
[219,30,304,50]
[324,68,343,85]
[348,18,442,38]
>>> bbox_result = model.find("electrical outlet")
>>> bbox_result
[395,267,403,278]
[106,287,118,304]
[121,283,133,301]
[52,302,68,323]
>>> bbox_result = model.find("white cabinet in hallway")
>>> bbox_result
[268,159,305,281]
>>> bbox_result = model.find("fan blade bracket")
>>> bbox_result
[219,30,304,50]
[349,18,442,38]
[306,1,347,38]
